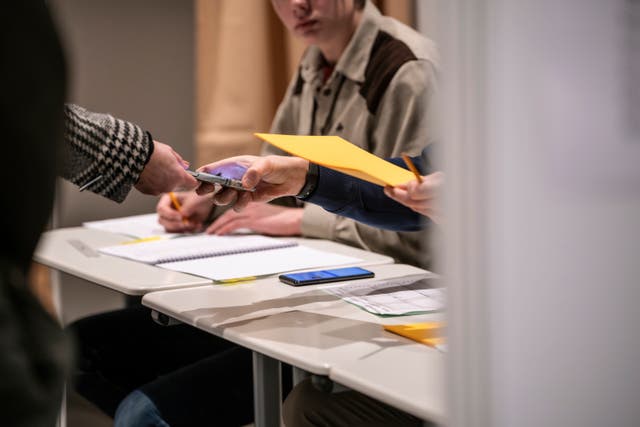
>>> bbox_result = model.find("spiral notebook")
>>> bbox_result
[98,235,297,264]
[98,235,361,281]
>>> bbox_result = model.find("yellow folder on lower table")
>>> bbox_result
[384,322,446,348]
[254,133,417,187]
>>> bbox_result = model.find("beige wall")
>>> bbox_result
[51,0,195,227]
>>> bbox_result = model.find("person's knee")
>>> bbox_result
[114,390,169,427]
[283,377,335,427]
[66,314,98,343]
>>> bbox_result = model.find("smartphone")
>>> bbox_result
[279,267,374,286]
[187,170,254,192]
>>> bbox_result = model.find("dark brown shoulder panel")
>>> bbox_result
[359,31,417,114]
[293,67,305,96]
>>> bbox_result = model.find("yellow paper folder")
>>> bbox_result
[254,133,417,187]
[384,322,446,348]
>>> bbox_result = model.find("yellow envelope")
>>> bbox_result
[384,322,446,348]
[254,133,417,187]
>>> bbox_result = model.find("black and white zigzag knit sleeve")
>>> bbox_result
[61,104,152,203]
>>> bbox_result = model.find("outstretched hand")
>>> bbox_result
[135,141,198,195]
[196,155,309,211]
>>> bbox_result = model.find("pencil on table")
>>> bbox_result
[168,192,189,225]
[401,153,423,183]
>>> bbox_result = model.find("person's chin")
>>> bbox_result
[297,30,334,47]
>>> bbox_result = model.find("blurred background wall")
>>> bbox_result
[443,1,640,426]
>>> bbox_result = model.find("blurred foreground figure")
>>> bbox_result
[1,2,197,425]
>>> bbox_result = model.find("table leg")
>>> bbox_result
[252,351,281,427]
[150,309,181,326]
[57,383,66,427]
[292,366,310,386]
[53,269,66,427]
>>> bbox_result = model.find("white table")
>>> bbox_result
[34,226,397,426]
[142,263,445,426]
[330,343,445,424]
[34,227,394,295]
[34,227,210,295]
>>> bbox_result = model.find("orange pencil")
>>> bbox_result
[401,153,423,183]
[168,192,188,224]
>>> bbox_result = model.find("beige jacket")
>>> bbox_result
[264,1,439,267]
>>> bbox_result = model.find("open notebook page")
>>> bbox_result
[158,245,361,282]
[98,234,296,264]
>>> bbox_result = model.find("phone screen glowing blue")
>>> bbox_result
[279,267,374,286]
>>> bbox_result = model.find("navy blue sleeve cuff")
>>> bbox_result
[308,165,424,232]
[307,165,357,211]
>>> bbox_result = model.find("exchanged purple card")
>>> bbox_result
[187,164,254,192]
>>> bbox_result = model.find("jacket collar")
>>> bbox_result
[299,1,382,85]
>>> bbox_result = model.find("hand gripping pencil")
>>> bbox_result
[401,153,423,183]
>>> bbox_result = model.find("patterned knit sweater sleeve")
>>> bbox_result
[61,104,152,203]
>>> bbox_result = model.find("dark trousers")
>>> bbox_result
[283,377,426,427]
[69,306,258,426]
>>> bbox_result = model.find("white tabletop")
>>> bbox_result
[34,227,394,295]
[34,227,210,295]
[142,263,445,421]
[330,342,445,423]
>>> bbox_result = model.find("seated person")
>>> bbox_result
[159,0,438,268]
[71,1,438,426]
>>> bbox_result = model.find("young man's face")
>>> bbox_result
[271,0,359,46]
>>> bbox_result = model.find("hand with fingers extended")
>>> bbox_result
[135,141,199,195]
[195,155,309,211]
[205,202,303,236]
